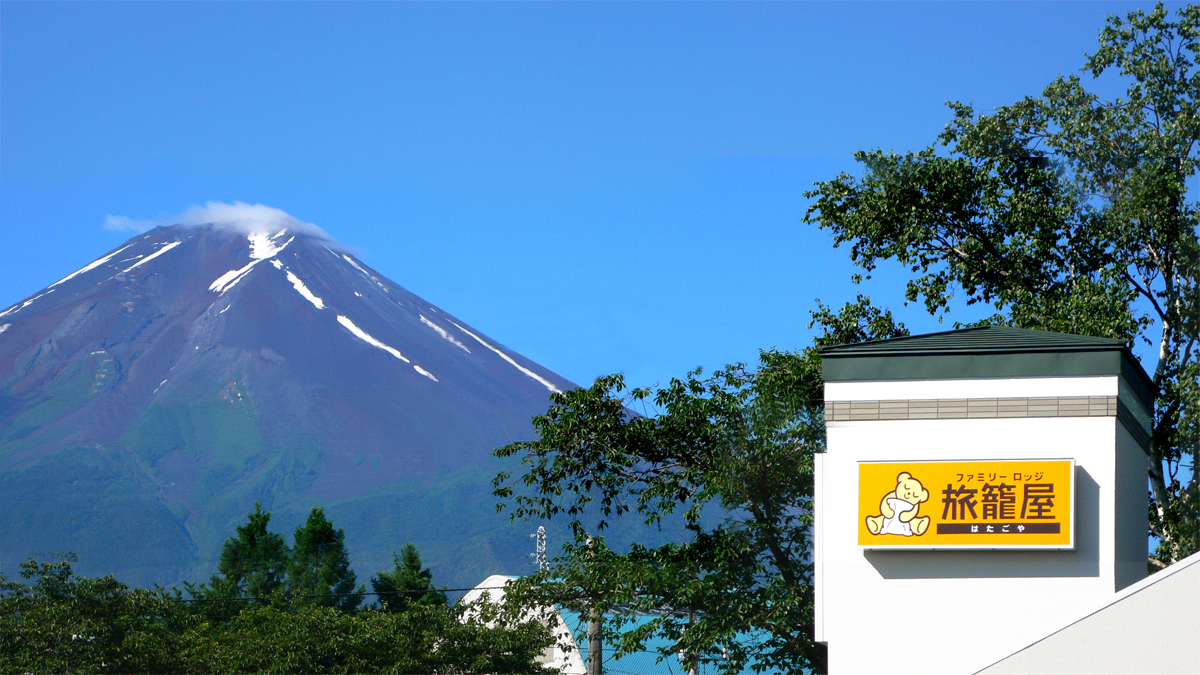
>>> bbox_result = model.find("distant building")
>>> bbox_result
[461,574,585,674]
[461,574,768,674]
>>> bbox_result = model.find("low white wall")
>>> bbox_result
[975,551,1200,674]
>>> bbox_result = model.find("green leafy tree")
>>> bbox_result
[1,559,556,674]
[289,506,365,612]
[371,543,448,613]
[0,559,189,674]
[804,2,1200,566]
[178,599,555,674]
[495,299,906,675]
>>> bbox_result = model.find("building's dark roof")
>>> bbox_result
[819,325,1126,356]
[820,326,1154,410]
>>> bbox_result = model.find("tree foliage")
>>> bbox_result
[2,557,552,674]
[0,559,186,674]
[0,503,557,673]
[495,298,907,675]
[804,2,1200,565]
[207,500,290,602]
[371,543,448,613]
[289,507,365,612]
[174,596,552,675]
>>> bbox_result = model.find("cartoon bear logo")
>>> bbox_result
[866,472,931,536]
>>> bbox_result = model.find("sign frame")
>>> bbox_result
[857,458,1076,551]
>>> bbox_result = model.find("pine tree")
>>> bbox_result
[209,501,290,601]
[371,543,447,613]
[288,507,363,612]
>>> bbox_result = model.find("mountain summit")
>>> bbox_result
[0,224,575,586]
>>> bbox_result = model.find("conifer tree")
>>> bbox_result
[206,501,290,602]
[288,507,364,612]
[371,543,447,613]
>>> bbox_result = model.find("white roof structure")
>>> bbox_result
[974,549,1200,674]
[459,574,587,675]
[462,575,765,674]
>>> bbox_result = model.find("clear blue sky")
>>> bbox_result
[0,2,1173,389]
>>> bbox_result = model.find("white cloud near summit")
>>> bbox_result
[104,201,334,241]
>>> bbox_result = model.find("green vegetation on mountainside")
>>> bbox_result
[0,447,196,583]
[119,379,267,466]
[1,351,112,443]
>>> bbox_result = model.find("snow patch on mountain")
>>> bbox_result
[0,323,9,335]
[336,315,411,363]
[334,315,438,381]
[420,315,470,353]
[249,231,294,260]
[285,270,325,310]
[342,254,370,276]
[47,243,134,289]
[209,233,297,296]
[342,254,388,290]
[0,289,55,318]
[123,241,182,274]
[450,321,560,393]
[209,262,259,295]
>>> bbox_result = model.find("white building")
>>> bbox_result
[814,326,1158,675]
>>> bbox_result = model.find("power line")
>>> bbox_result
[174,585,508,603]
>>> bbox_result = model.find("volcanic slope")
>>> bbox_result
[0,224,582,588]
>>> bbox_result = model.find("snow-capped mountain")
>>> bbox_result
[0,223,576,587]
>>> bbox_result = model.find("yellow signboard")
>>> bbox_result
[858,459,1074,549]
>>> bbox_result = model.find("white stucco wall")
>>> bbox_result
[816,376,1147,675]
[974,550,1200,674]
